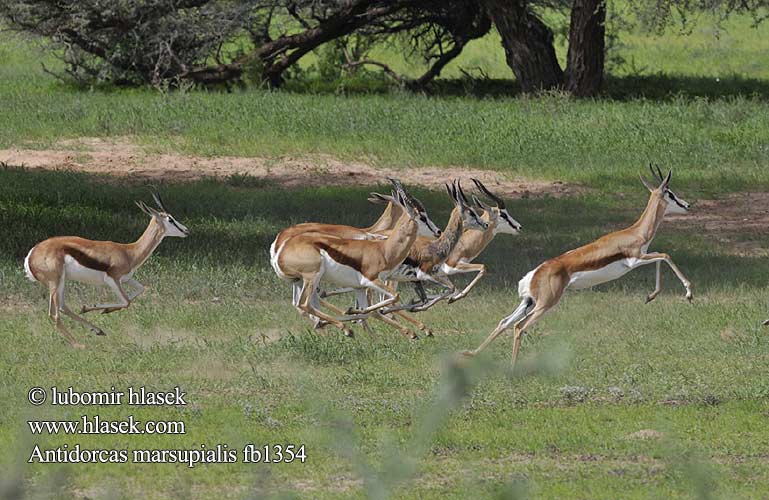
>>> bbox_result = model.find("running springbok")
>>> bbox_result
[439,179,522,304]
[462,167,692,365]
[271,180,428,337]
[378,180,489,313]
[24,194,189,348]
[325,180,488,338]
[269,187,441,269]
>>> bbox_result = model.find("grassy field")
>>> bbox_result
[2,7,769,499]
[2,165,769,498]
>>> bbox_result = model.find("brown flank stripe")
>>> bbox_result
[570,252,626,273]
[315,242,363,274]
[62,246,111,273]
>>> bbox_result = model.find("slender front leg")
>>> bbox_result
[124,278,146,301]
[644,261,662,304]
[346,280,399,315]
[447,263,486,303]
[392,310,433,337]
[298,275,354,337]
[48,280,85,349]
[319,287,355,299]
[640,252,693,302]
[81,277,130,314]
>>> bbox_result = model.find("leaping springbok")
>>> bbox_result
[271,180,431,337]
[24,194,189,348]
[462,166,692,365]
[439,178,522,304]
[377,180,489,314]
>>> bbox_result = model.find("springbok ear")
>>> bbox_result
[660,169,672,189]
[456,180,471,207]
[137,201,159,217]
[151,192,168,212]
[639,174,656,192]
[368,192,394,205]
[472,195,490,211]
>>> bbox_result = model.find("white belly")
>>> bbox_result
[568,258,641,290]
[320,250,373,288]
[63,255,109,286]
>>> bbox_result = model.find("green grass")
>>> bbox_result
[2,8,769,497]
[2,168,769,498]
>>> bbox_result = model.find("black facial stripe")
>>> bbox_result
[668,192,687,209]
[169,218,186,233]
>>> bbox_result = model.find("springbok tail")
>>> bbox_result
[500,296,535,330]
[23,246,38,282]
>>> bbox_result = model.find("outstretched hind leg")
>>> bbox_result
[298,274,354,337]
[461,297,535,358]
[510,306,549,367]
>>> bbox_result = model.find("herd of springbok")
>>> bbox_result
[26,166,759,364]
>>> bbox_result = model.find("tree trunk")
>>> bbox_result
[564,0,606,97]
[481,0,563,92]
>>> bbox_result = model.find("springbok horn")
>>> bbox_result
[151,192,168,212]
[472,178,506,209]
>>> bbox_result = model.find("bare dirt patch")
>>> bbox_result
[667,192,769,256]
[0,137,582,199]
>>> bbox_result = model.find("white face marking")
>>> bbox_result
[63,255,110,286]
[161,215,189,238]
[664,190,689,215]
[495,209,521,235]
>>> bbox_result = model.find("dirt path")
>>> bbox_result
[0,137,581,199]
[3,137,769,256]
[667,192,769,257]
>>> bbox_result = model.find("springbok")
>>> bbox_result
[324,180,488,338]
[462,167,692,365]
[439,178,522,304]
[269,186,441,271]
[271,180,429,337]
[24,194,189,348]
[378,180,489,314]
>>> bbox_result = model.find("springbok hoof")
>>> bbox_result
[763,319,769,326]
[94,329,106,336]
[686,294,693,303]
[343,328,354,338]
[423,329,434,338]
[644,295,655,304]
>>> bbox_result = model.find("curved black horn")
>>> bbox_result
[649,163,659,181]
[471,178,506,209]
[151,192,168,212]
[457,180,471,206]
[656,165,664,183]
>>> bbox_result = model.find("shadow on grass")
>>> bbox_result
[286,74,769,101]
